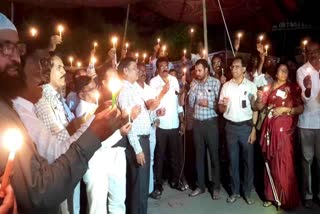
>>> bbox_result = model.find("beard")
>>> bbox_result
[0,63,26,99]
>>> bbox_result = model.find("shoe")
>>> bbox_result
[263,201,272,207]
[189,188,205,197]
[212,190,221,200]
[244,196,255,205]
[226,194,240,203]
[149,189,162,200]
[170,181,189,191]
[304,199,314,209]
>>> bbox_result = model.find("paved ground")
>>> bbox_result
[148,184,320,214]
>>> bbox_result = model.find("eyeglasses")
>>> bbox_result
[0,41,26,57]
[160,64,168,69]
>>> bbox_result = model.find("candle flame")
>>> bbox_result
[162,45,167,51]
[157,38,161,43]
[135,52,139,58]
[57,25,64,33]
[91,56,97,64]
[2,129,23,152]
[190,28,194,33]
[259,35,264,41]
[237,32,243,39]
[69,56,74,63]
[95,92,100,100]
[111,36,118,46]
[183,67,187,73]
[125,42,129,48]
[108,78,122,93]
[76,61,82,68]
[29,27,38,37]
[93,41,98,48]
[265,44,269,50]
[302,39,308,46]
[183,49,187,54]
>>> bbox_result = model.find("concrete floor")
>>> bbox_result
[148,184,320,214]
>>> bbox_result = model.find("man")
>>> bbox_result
[34,55,85,214]
[188,59,221,198]
[218,57,258,205]
[75,76,131,214]
[117,57,152,214]
[296,41,320,209]
[149,57,186,200]
[136,63,160,194]
[0,13,121,213]
[211,55,226,84]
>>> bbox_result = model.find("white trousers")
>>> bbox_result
[83,147,126,214]
[149,126,156,193]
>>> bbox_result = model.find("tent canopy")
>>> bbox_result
[11,0,298,26]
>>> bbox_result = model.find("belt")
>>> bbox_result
[194,117,217,123]
[138,135,150,139]
[226,119,252,126]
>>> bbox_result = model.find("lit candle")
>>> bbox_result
[183,49,187,57]
[76,61,82,68]
[157,38,161,45]
[258,35,264,44]
[125,42,129,52]
[183,67,187,74]
[68,56,74,68]
[93,41,98,51]
[143,53,147,63]
[108,78,122,108]
[29,27,38,37]
[302,39,308,50]
[190,28,194,34]
[111,36,118,49]
[57,24,64,40]
[162,45,167,55]
[0,129,23,193]
[135,52,139,63]
[264,44,269,56]
[90,56,97,66]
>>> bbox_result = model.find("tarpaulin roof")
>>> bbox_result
[11,0,298,26]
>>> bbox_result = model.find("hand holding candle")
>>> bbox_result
[0,129,23,194]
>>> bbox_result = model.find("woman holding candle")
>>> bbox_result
[254,64,303,209]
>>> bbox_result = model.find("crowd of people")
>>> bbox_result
[0,12,320,214]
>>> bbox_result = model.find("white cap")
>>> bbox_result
[0,13,17,32]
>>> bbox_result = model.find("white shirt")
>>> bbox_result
[12,97,92,164]
[149,75,183,129]
[253,71,268,87]
[296,62,320,129]
[219,78,257,122]
[75,99,122,149]
[135,82,156,102]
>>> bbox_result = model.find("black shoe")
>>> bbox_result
[244,196,255,205]
[304,199,314,209]
[212,190,221,200]
[171,181,189,191]
[149,189,162,200]
[226,194,240,203]
[189,188,205,197]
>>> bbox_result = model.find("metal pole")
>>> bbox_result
[216,0,235,56]
[202,0,208,59]
[122,3,130,56]
[10,1,14,23]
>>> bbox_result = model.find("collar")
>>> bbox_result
[12,96,35,113]
[78,99,97,109]
[42,84,59,97]
[123,80,136,88]
[231,77,248,85]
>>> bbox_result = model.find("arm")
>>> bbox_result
[218,84,227,113]
[297,68,311,100]
[188,80,197,108]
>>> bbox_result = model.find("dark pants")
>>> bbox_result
[184,129,196,188]
[154,128,183,189]
[225,121,253,197]
[299,128,320,200]
[125,135,150,214]
[193,118,220,190]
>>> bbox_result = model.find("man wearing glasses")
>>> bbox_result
[149,57,186,199]
[218,57,258,205]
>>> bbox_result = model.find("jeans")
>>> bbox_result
[225,121,253,196]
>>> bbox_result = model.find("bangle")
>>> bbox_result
[288,108,292,115]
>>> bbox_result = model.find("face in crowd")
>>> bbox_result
[276,64,289,82]
[157,60,169,79]
[50,56,66,90]
[137,64,147,83]
[230,58,246,80]
[124,60,139,83]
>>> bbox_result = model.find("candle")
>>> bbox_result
[95,91,100,106]
[302,39,308,50]
[68,56,74,68]
[157,38,161,45]
[125,42,129,52]
[183,67,187,74]
[90,56,97,66]
[183,49,187,57]
[29,27,38,37]
[135,52,139,63]
[0,129,23,193]
[111,36,118,49]
[258,35,264,44]
[202,49,207,58]
[264,44,269,56]
[190,28,194,34]
[108,78,122,108]
[126,108,131,123]
[76,61,82,68]
[93,41,98,51]
[143,53,147,63]
[162,45,167,55]
[57,24,64,40]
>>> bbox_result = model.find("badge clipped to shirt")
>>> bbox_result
[275,89,287,99]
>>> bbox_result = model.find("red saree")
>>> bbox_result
[260,82,301,209]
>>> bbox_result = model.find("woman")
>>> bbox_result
[255,64,303,209]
